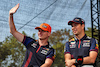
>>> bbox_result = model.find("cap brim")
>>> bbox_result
[68,21,80,25]
[68,21,74,25]
[35,27,41,29]
[35,27,46,31]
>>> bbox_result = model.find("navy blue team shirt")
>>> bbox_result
[21,36,55,67]
[64,34,98,65]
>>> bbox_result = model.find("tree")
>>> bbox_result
[49,28,73,67]
[1,28,100,67]
[85,28,92,37]
[0,31,36,67]
[0,41,11,66]
[85,27,100,67]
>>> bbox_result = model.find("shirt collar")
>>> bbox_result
[36,41,50,48]
[74,34,87,41]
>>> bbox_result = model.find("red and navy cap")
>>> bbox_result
[68,17,85,25]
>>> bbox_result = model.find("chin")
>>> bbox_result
[74,33,78,35]
[74,33,77,34]
[39,37,42,39]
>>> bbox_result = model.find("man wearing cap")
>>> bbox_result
[64,17,98,67]
[9,3,55,67]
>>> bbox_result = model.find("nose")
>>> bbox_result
[72,26,75,30]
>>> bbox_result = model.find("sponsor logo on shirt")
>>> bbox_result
[95,44,99,49]
[41,50,48,55]
[70,41,76,48]
[52,55,55,59]
[71,41,75,44]
[43,48,49,51]
[83,40,90,47]
[41,48,50,55]
[83,40,90,43]
[31,43,37,48]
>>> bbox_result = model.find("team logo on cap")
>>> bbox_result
[81,19,84,22]
[42,25,47,28]
[75,19,79,21]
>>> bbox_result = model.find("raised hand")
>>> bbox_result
[9,3,19,15]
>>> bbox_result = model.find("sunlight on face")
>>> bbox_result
[71,23,83,35]
[38,29,50,40]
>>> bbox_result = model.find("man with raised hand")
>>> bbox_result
[9,3,55,67]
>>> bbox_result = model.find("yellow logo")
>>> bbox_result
[75,19,79,21]
[95,44,99,49]
[69,38,75,42]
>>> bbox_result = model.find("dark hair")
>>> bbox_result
[81,23,85,31]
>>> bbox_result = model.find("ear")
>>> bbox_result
[82,24,85,30]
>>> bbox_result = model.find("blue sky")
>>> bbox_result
[0,0,91,42]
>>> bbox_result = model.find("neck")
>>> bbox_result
[38,39,48,46]
[75,32,85,40]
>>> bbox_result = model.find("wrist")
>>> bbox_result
[71,59,76,64]
[9,13,13,15]
[77,56,83,65]
[75,59,78,64]
[9,13,13,17]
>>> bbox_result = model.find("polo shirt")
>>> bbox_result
[21,36,55,67]
[64,34,98,66]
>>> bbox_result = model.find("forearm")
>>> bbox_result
[9,14,17,34]
[40,63,51,67]
[83,56,96,64]
[8,3,24,42]
[9,14,24,42]
[65,54,76,66]
[71,65,76,67]
[65,59,76,66]
[82,51,97,64]
[65,57,94,66]
[9,3,19,34]
[41,58,53,67]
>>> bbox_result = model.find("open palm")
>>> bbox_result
[9,3,19,15]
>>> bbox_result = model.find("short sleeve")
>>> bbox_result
[64,42,70,54]
[90,38,99,53]
[22,36,36,47]
[46,49,55,61]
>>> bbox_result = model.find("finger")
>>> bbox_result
[66,64,68,66]
[16,3,19,9]
[14,3,20,11]
[65,63,68,66]
[9,3,20,15]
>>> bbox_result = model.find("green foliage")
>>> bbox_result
[51,42,65,67]
[49,28,73,67]
[85,28,100,67]
[0,41,11,66]
[85,27,92,37]
[0,28,100,67]
[0,36,25,66]
[0,31,36,67]
[49,28,73,45]
[32,33,36,39]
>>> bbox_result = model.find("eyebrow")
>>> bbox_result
[38,29,48,32]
